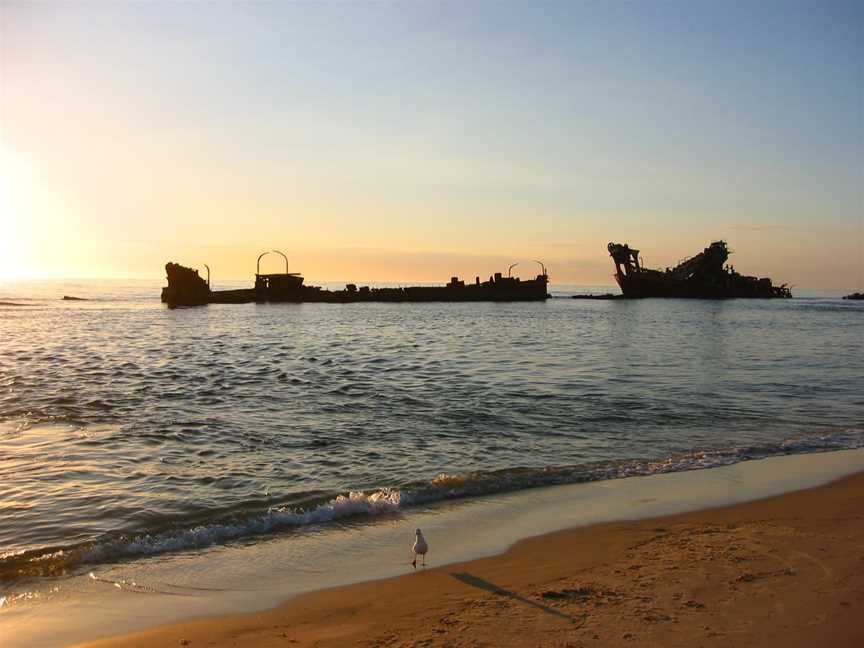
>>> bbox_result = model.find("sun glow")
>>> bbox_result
[0,152,27,279]
[0,149,64,280]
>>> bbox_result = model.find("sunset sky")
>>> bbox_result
[1,1,862,287]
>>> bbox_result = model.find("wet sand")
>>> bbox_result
[76,470,864,648]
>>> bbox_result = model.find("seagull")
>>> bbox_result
[412,528,428,568]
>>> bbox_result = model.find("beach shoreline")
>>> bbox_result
[72,462,864,648]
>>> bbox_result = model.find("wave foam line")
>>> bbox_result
[83,489,403,563]
[2,426,862,580]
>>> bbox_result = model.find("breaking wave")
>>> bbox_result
[2,426,861,583]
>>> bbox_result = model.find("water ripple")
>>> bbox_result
[0,286,862,582]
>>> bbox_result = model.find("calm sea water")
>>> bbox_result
[0,279,862,586]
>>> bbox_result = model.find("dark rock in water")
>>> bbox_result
[607,241,791,299]
[571,293,622,300]
[0,301,31,307]
[62,295,86,301]
[843,292,863,300]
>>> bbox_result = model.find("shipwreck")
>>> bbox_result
[607,241,791,299]
[161,251,549,307]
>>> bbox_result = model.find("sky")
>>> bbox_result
[1,1,862,287]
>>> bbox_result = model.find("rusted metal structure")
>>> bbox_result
[607,241,791,299]
[160,262,211,306]
[160,253,549,307]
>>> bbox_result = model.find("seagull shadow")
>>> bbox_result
[450,572,579,623]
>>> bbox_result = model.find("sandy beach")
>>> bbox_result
[75,470,864,648]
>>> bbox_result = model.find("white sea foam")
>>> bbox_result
[3,426,860,574]
[83,489,403,563]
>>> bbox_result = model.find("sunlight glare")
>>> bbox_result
[0,149,54,280]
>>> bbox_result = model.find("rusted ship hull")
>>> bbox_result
[161,262,549,307]
[613,272,783,299]
[607,241,791,299]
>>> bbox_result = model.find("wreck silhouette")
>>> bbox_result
[608,241,791,299]
[161,252,550,307]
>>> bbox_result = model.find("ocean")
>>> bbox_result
[0,278,862,643]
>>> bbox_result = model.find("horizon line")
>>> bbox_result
[0,275,857,293]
